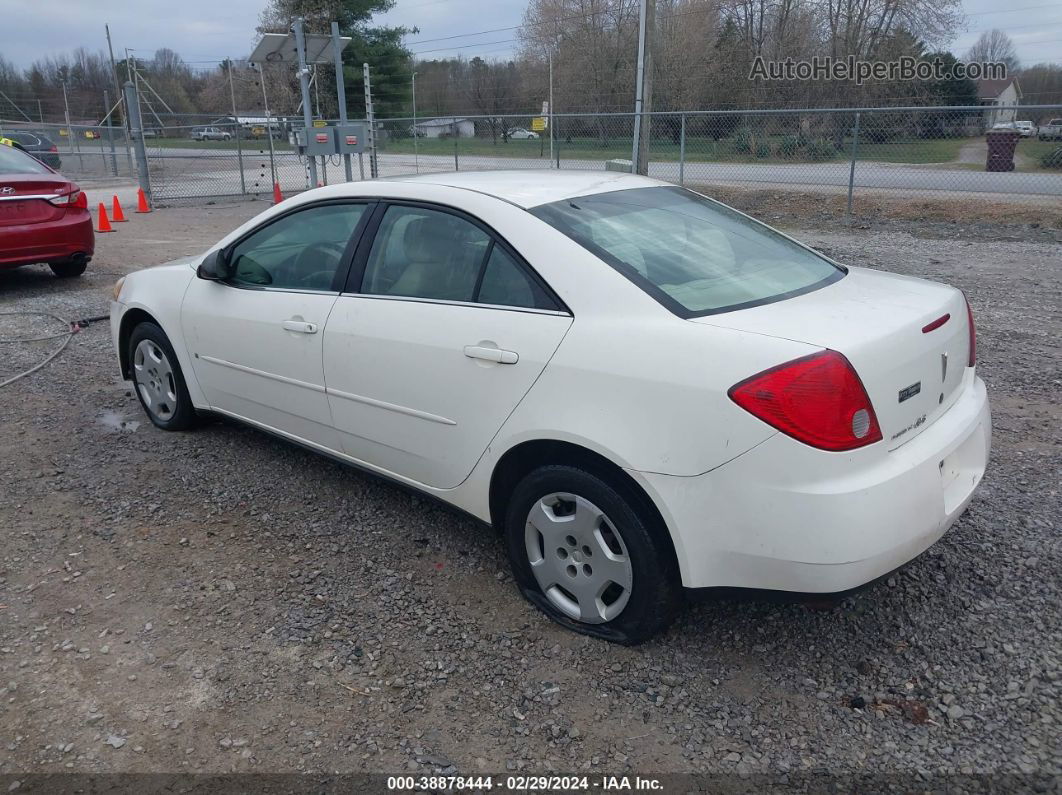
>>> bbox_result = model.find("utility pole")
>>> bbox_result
[332,21,353,182]
[293,18,319,187]
[631,0,654,175]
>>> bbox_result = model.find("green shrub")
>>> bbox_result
[755,142,771,158]
[732,127,753,154]
[807,139,838,160]
[1040,147,1062,169]
[778,135,801,158]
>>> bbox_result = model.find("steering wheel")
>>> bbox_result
[292,241,347,289]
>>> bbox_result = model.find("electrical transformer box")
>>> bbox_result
[334,124,366,154]
[294,127,339,156]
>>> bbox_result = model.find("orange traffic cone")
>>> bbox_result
[272,182,283,204]
[96,202,114,233]
[135,188,151,214]
[111,195,128,222]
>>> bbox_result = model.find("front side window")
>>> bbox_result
[361,205,558,310]
[531,186,843,316]
[226,203,367,291]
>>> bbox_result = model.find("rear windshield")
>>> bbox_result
[0,144,51,174]
[531,186,844,316]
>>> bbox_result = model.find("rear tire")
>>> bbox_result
[504,465,682,645]
[128,322,198,431]
[49,259,87,278]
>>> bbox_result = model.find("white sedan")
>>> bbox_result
[509,128,540,139]
[110,171,990,644]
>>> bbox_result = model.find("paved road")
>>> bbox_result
[64,144,1062,202]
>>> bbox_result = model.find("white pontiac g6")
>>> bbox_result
[111,172,990,643]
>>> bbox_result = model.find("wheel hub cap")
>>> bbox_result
[524,493,633,624]
[133,339,177,421]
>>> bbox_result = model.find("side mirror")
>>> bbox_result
[196,249,230,281]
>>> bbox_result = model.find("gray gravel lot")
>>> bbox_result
[0,202,1059,786]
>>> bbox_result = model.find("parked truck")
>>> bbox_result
[1038,119,1062,141]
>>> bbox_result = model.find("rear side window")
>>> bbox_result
[478,246,553,309]
[0,143,50,174]
[531,186,843,317]
[360,204,560,311]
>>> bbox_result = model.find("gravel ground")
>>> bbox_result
[0,201,1059,787]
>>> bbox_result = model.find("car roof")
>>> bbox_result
[384,169,668,209]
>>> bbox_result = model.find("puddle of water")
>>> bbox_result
[99,411,140,432]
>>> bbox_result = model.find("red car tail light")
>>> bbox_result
[964,294,976,367]
[48,190,87,209]
[49,145,59,152]
[728,350,882,452]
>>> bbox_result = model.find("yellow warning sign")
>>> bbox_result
[531,117,547,131]
[313,120,328,128]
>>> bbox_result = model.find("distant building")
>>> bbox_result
[413,117,475,139]
[977,78,1022,127]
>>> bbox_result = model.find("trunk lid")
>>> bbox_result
[694,267,971,449]
[0,175,73,227]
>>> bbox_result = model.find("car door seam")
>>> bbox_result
[449,316,578,490]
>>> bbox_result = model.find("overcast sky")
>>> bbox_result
[4,0,1060,72]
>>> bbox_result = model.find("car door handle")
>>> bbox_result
[282,320,318,334]
[464,345,518,365]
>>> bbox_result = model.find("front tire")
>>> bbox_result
[128,322,198,431]
[505,465,682,644]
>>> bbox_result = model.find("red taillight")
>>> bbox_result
[50,145,58,152]
[964,295,976,367]
[729,350,882,452]
[48,189,86,209]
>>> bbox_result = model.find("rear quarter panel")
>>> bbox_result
[484,315,818,477]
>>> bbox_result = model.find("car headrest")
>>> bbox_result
[403,214,462,263]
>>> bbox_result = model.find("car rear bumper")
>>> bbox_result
[635,371,991,591]
[0,211,94,269]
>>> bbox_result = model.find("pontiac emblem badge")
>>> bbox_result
[941,351,949,381]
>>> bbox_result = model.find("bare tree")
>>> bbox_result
[965,29,1020,73]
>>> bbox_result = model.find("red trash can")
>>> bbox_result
[985,130,1020,172]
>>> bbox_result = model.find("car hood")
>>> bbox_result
[153,254,203,272]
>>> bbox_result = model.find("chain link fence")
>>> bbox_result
[0,119,135,180]
[11,105,1060,219]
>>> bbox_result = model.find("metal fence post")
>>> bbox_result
[454,134,459,171]
[227,62,246,195]
[679,113,686,186]
[846,112,860,222]
[362,63,378,178]
[123,80,152,205]
[103,90,119,177]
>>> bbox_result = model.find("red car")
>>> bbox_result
[0,143,93,277]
